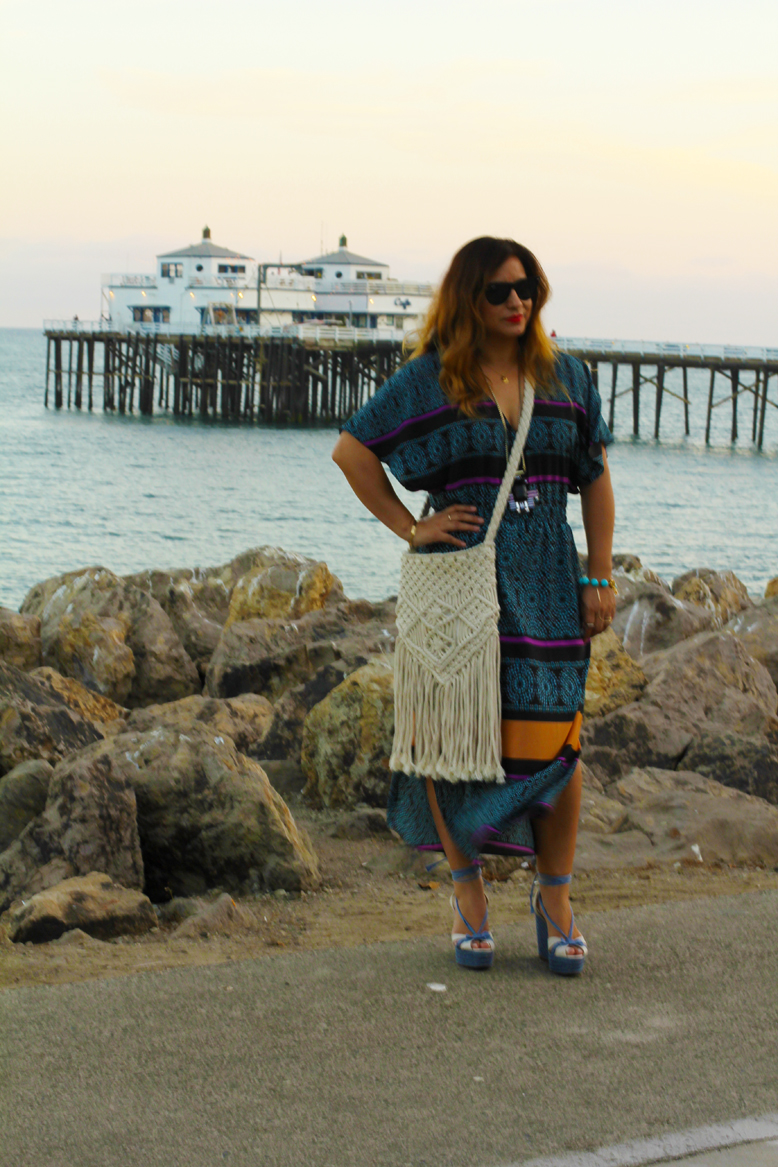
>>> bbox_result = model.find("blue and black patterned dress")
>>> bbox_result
[342,349,613,859]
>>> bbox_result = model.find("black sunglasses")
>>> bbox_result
[484,276,538,305]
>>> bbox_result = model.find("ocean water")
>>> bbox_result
[1,327,776,611]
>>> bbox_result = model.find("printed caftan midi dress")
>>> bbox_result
[342,350,613,860]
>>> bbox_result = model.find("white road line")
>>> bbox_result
[504,1114,778,1167]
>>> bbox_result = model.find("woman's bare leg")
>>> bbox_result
[532,762,584,949]
[425,778,490,947]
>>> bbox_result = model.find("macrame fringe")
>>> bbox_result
[390,632,505,783]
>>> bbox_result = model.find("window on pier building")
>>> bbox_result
[218,264,246,274]
[356,271,381,280]
[132,307,170,323]
[161,263,183,278]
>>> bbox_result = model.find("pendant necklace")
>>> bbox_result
[494,377,538,515]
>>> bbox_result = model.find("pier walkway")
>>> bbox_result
[43,321,778,446]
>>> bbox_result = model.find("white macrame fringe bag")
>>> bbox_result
[390,379,535,783]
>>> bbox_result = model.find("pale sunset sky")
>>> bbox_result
[1,0,776,342]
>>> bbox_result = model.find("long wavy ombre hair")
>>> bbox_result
[408,236,558,415]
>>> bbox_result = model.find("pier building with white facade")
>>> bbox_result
[101,228,433,340]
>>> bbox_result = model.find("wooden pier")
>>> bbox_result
[43,324,778,446]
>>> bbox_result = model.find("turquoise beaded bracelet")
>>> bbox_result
[579,575,619,593]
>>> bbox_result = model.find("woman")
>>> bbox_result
[332,237,615,975]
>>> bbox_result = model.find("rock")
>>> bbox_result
[225,560,341,628]
[259,662,361,762]
[611,579,713,659]
[155,896,204,926]
[126,568,232,678]
[682,728,778,806]
[8,872,156,944]
[581,702,695,782]
[206,598,396,701]
[127,692,273,756]
[54,927,106,947]
[31,667,127,729]
[0,608,42,671]
[0,759,53,851]
[0,661,105,777]
[87,723,320,899]
[579,790,629,834]
[581,631,778,784]
[639,631,777,732]
[20,566,199,707]
[672,568,752,627]
[725,598,778,690]
[174,892,256,938]
[302,659,395,809]
[766,577,778,600]
[612,766,778,866]
[330,807,392,839]
[0,741,144,913]
[127,547,344,677]
[584,627,647,719]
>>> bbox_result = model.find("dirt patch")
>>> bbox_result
[2,799,777,992]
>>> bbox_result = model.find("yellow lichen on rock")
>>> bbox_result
[765,577,778,600]
[225,562,337,628]
[584,627,647,719]
[53,609,135,705]
[32,667,128,728]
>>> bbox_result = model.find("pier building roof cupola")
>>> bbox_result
[300,235,389,282]
[157,225,253,261]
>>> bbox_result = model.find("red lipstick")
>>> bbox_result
[507,314,522,323]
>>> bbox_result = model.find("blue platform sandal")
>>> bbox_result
[450,863,494,971]
[530,873,587,976]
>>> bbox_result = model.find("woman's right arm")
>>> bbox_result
[332,431,482,549]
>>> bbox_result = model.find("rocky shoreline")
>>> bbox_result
[1,547,777,965]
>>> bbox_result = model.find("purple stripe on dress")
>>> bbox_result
[362,403,455,447]
[546,399,586,415]
[526,474,573,486]
[444,475,503,492]
[500,635,587,647]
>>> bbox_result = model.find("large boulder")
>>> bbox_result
[584,627,647,719]
[225,560,341,628]
[0,661,105,777]
[682,726,778,806]
[581,630,778,783]
[20,566,199,707]
[611,578,713,659]
[126,547,344,678]
[0,759,53,851]
[258,661,365,763]
[31,667,127,730]
[0,608,42,671]
[82,724,320,898]
[302,659,395,809]
[8,872,156,944]
[0,742,144,913]
[205,598,396,701]
[766,577,778,600]
[671,568,752,628]
[725,597,778,690]
[611,766,778,865]
[127,692,274,756]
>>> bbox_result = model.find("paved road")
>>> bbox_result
[2,890,777,1167]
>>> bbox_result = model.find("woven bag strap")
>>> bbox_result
[413,375,535,544]
[484,375,535,546]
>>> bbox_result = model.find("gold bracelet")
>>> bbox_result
[407,521,417,548]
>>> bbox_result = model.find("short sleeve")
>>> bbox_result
[340,354,450,489]
[573,360,613,491]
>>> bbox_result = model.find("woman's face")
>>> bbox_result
[480,255,533,343]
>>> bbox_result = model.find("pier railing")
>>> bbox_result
[43,320,411,344]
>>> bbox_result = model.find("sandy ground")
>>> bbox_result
[2,799,777,992]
